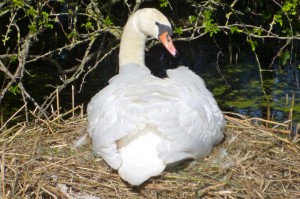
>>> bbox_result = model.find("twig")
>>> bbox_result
[132,0,141,14]
[56,89,60,116]
[79,42,119,93]
[223,111,248,119]
[213,37,231,88]
[253,50,271,122]
[1,149,5,199]
[41,186,58,199]
[4,124,26,145]
[72,85,75,117]
[33,151,89,172]
[29,111,55,134]
[268,39,292,68]
[226,124,290,134]
[243,117,289,127]
[18,83,48,119]
[50,105,83,123]
[0,104,26,132]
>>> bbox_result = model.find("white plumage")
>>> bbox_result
[87,8,225,186]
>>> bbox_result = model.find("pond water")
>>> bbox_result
[76,38,300,124]
[1,37,300,125]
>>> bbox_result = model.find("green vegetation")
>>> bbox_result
[1,0,300,124]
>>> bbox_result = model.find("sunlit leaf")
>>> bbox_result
[159,0,169,7]
[188,15,196,24]
[103,16,113,26]
[8,85,21,95]
[175,27,183,35]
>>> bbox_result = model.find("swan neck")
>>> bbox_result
[119,16,147,68]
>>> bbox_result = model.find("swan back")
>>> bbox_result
[87,64,225,185]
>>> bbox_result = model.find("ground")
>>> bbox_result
[1,108,300,198]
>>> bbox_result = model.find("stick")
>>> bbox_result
[0,104,26,132]
[226,124,291,134]
[56,88,60,116]
[1,149,5,199]
[72,85,75,117]
[81,103,84,119]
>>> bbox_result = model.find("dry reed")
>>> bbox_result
[0,106,299,198]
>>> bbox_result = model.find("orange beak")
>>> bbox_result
[159,32,177,57]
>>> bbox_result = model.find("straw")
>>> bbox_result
[1,108,299,198]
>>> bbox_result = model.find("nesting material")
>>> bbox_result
[1,108,299,198]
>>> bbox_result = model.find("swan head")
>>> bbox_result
[134,8,177,56]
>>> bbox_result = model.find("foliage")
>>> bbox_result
[0,0,300,124]
[188,15,196,24]
[175,27,183,35]
[282,0,300,15]
[202,10,220,37]
[103,16,114,26]
[247,37,258,51]
[8,85,20,95]
[159,0,169,8]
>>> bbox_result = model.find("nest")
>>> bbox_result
[1,107,300,198]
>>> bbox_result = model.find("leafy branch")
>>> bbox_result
[1,0,300,126]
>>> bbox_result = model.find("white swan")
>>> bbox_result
[87,8,225,186]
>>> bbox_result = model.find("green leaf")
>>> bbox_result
[247,38,257,51]
[230,26,243,34]
[81,21,93,30]
[8,85,20,95]
[27,6,38,17]
[159,0,169,7]
[188,15,196,24]
[39,11,53,29]
[253,27,263,36]
[28,23,37,33]
[282,0,299,15]
[103,16,113,26]
[175,27,183,35]
[202,10,220,37]
[10,55,18,62]
[274,14,283,26]
[67,30,77,39]
[12,0,24,8]
[2,35,10,46]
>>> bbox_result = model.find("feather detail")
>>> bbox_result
[73,134,88,148]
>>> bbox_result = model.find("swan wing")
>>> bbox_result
[151,66,225,164]
[87,64,151,169]
[88,65,225,169]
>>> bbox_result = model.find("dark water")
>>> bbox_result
[1,37,300,124]
[77,38,300,123]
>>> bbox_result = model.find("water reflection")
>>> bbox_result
[2,38,299,124]
[145,40,300,122]
[206,62,299,121]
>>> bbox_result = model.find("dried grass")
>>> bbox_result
[1,107,300,198]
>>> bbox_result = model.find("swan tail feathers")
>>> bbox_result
[117,125,166,185]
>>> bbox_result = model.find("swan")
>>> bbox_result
[87,8,225,186]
